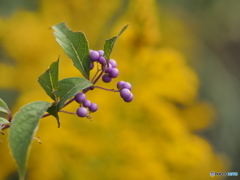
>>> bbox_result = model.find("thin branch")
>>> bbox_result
[92,64,107,85]
[92,86,119,92]
[59,110,76,115]
[42,113,51,118]
[91,62,102,83]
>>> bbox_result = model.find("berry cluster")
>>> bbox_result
[74,92,98,118]
[74,50,133,119]
[89,50,105,69]
[90,50,119,83]
[90,49,133,103]
[117,81,134,102]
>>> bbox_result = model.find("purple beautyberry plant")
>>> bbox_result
[0,22,132,180]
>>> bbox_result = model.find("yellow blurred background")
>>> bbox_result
[1,0,240,179]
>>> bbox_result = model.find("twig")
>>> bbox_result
[92,86,119,92]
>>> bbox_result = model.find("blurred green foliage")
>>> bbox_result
[0,0,40,17]
[160,1,240,178]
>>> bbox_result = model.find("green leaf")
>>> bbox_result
[52,22,90,79]
[9,101,51,180]
[0,98,10,114]
[0,117,10,132]
[38,59,59,101]
[0,117,9,125]
[104,24,129,61]
[47,104,60,128]
[54,77,92,109]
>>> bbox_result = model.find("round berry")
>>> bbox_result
[76,107,88,117]
[105,63,112,73]
[109,68,119,78]
[89,103,98,112]
[105,67,113,73]
[83,99,91,107]
[122,82,132,90]
[124,93,134,102]
[117,81,125,89]
[74,92,86,103]
[98,50,104,56]
[90,62,94,70]
[90,50,100,61]
[109,59,117,68]
[120,88,131,99]
[102,74,112,83]
[98,56,106,65]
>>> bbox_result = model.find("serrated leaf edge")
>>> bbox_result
[52,22,90,79]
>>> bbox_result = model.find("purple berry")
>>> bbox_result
[74,92,86,103]
[83,99,91,107]
[105,67,113,73]
[122,82,132,90]
[117,81,125,89]
[124,93,134,102]
[98,50,104,56]
[105,64,112,73]
[107,63,112,68]
[90,62,94,70]
[120,88,131,99]
[102,74,112,83]
[76,107,88,117]
[89,103,98,112]
[90,50,100,61]
[109,68,119,78]
[109,59,117,68]
[98,56,106,65]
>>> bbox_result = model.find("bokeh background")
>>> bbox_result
[0,0,240,179]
